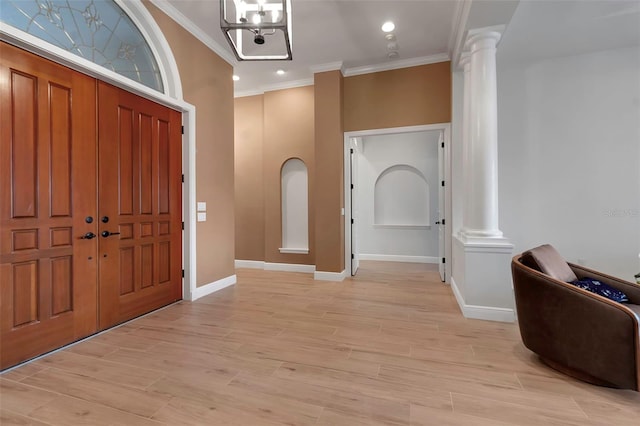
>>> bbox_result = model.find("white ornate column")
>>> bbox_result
[464,28,502,239]
[451,26,514,323]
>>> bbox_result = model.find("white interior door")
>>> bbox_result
[438,131,445,282]
[350,138,360,276]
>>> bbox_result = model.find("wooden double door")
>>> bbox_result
[0,43,182,370]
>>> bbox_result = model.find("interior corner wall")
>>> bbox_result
[343,62,452,132]
[497,46,640,281]
[263,86,316,265]
[144,2,235,286]
[314,71,345,273]
[234,95,265,261]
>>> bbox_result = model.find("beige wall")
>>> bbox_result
[145,2,235,286]
[344,62,451,131]
[314,71,345,273]
[263,86,315,265]
[233,63,452,274]
[234,96,265,261]
[234,87,315,265]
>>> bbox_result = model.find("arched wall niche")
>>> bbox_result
[374,164,430,226]
[280,158,309,254]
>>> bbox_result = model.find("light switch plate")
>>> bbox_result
[197,212,207,222]
[197,202,206,212]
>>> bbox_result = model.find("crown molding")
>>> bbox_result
[310,61,344,74]
[234,78,314,98]
[342,53,450,77]
[234,89,265,98]
[451,0,472,69]
[149,0,236,66]
[262,78,314,92]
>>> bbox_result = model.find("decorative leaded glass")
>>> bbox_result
[1,0,164,92]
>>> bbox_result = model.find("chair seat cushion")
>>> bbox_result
[571,277,629,303]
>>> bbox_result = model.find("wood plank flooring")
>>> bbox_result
[1,261,639,425]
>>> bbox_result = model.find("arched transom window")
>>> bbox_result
[1,0,163,91]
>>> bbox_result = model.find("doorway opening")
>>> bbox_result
[344,124,451,282]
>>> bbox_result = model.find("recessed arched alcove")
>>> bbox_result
[280,158,309,254]
[374,164,430,226]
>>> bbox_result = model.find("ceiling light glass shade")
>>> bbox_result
[220,0,293,61]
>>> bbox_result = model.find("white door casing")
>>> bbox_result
[344,123,451,280]
[438,131,446,281]
[350,138,361,275]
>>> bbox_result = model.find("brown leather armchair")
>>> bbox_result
[511,245,640,391]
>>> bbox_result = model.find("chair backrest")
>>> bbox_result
[521,244,577,282]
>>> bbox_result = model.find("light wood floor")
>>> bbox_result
[1,261,639,425]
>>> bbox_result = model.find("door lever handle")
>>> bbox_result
[80,232,96,239]
[101,230,121,238]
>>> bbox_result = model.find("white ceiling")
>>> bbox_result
[155,0,462,96]
[499,0,640,64]
[153,0,640,96]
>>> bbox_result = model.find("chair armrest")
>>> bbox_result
[512,259,639,390]
[568,262,640,304]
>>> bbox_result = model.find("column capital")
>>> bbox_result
[464,25,505,51]
[459,52,471,68]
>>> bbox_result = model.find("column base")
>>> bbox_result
[451,233,515,322]
[459,228,505,243]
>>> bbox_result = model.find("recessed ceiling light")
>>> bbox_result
[381,21,395,33]
[232,75,240,81]
[276,69,285,75]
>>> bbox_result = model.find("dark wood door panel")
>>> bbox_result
[97,81,182,330]
[0,42,98,370]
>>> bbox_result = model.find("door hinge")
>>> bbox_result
[441,180,445,187]
[182,221,184,230]
[351,254,354,259]
[442,219,445,225]
[350,148,354,154]
[181,174,184,183]
[351,218,354,224]
[351,184,354,189]
[441,142,444,148]
[442,257,446,264]
[181,125,184,134]
[182,269,185,278]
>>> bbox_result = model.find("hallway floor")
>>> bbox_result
[1,261,638,425]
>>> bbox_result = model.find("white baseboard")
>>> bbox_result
[314,270,347,282]
[192,274,236,301]
[359,254,439,264]
[264,262,316,273]
[450,277,515,323]
[235,260,265,269]
[234,259,344,281]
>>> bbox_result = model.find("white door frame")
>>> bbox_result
[1,4,198,300]
[343,123,452,282]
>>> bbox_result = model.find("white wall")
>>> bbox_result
[356,131,440,259]
[498,46,640,281]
